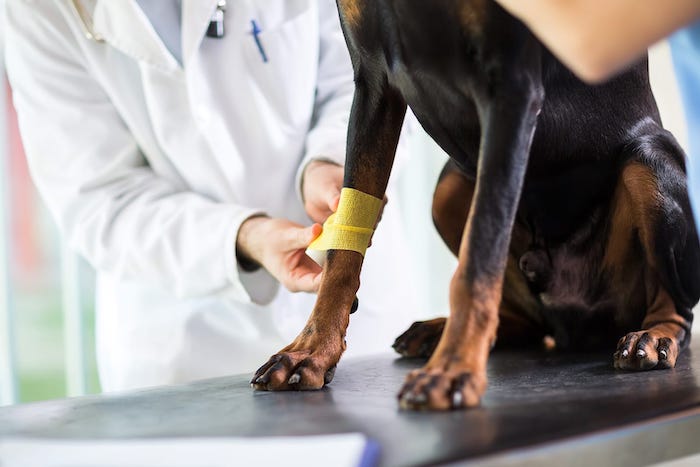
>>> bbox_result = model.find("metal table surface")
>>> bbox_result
[2,342,700,467]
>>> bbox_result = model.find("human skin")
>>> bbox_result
[494,0,700,82]
[235,160,343,293]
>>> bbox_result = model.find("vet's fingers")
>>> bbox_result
[374,195,389,228]
[310,192,339,224]
[302,161,343,223]
[288,223,323,250]
[288,270,323,293]
[330,193,340,213]
[284,250,323,293]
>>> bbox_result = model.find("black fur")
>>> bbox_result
[338,0,700,350]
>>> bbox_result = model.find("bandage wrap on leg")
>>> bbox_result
[307,188,383,257]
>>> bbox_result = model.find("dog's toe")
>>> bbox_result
[251,353,296,390]
[614,331,679,371]
[398,368,484,411]
[392,318,446,358]
[252,352,333,391]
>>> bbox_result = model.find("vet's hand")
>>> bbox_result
[302,160,343,224]
[301,160,388,240]
[236,216,323,293]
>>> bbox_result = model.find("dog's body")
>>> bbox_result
[252,0,700,410]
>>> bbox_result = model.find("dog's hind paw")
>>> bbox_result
[613,330,679,371]
[392,318,446,358]
[397,367,485,411]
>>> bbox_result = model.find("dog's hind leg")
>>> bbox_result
[609,127,700,370]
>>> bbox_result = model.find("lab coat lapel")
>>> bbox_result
[92,0,179,71]
[181,0,220,68]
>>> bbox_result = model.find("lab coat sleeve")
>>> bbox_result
[5,1,272,302]
[295,0,355,202]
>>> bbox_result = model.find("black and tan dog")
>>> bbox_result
[252,0,700,410]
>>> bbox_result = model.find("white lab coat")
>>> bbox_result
[6,0,429,391]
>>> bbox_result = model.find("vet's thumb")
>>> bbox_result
[329,193,340,213]
[294,223,323,249]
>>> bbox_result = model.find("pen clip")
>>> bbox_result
[250,19,268,63]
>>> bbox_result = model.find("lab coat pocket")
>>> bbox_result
[242,2,318,130]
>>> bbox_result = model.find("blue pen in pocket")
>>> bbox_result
[250,19,268,63]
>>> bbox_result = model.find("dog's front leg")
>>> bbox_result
[251,75,407,391]
[399,61,544,410]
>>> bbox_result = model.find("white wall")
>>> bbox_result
[649,42,688,151]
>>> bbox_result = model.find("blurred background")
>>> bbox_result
[0,3,691,405]
[2,77,101,402]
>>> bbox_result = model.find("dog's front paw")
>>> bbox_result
[398,367,486,411]
[614,330,679,370]
[392,318,446,358]
[251,350,339,391]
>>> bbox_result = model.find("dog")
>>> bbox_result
[251,0,700,410]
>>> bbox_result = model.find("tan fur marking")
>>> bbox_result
[603,163,661,271]
[459,0,487,36]
[435,276,503,368]
[338,0,362,28]
[433,170,475,256]
[623,163,662,256]
[642,282,687,340]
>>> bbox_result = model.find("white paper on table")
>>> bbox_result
[0,433,379,467]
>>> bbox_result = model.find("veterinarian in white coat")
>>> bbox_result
[6,0,426,391]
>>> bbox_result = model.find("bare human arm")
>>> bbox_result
[494,0,700,82]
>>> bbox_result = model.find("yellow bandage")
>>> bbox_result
[308,188,383,257]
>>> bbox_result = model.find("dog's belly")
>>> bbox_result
[512,196,648,350]
[531,242,646,351]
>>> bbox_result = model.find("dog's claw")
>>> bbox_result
[288,373,301,385]
[621,349,629,358]
[413,394,427,405]
[659,349,668,360]
[324,366,337,385]
[636,349,647,359]
[402,392,427,406]
[452,391,463,408]
[418,342,430,356]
